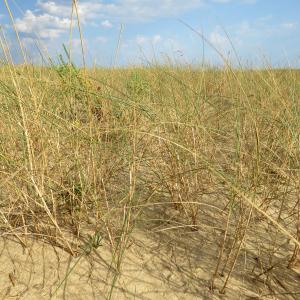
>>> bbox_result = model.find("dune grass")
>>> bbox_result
[0,59,299,296]
[0,2,300,297]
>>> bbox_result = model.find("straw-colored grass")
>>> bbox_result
[0,1,299,298]
[0,61,299,298]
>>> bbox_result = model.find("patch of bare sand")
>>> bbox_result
[0,208,299,299]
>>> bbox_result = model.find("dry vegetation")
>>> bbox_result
[0,59,299,298]
[0,3,300,296]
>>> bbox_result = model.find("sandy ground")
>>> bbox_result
[0,206,299,300]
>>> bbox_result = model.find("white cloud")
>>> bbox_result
[101,20,113,28]
[281,22,297,29]
[236,21,252,36]
[15,9,70,39]
[213,0,231,3]
[37,1,70,18]
[120,34,185,66]
[37,1,104,21]
[36,0,255,24]
[153,34,162,44]
[234,17,298,43]
[136,34,162,45]
[136,35,147,45]
[209,28,230,50]
[213,0,257,3]
[163,38,183,52]
[96,36,108,43]
[13,0,259,42]
[21,37,36,47]
[37,0,205,22]
[240,0,257,3]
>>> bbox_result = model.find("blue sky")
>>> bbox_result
[0,0,299,67]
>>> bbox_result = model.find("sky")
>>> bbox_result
[0,0,299,67]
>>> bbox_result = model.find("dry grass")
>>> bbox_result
[0,62,299,298]
[0,2,300,298]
